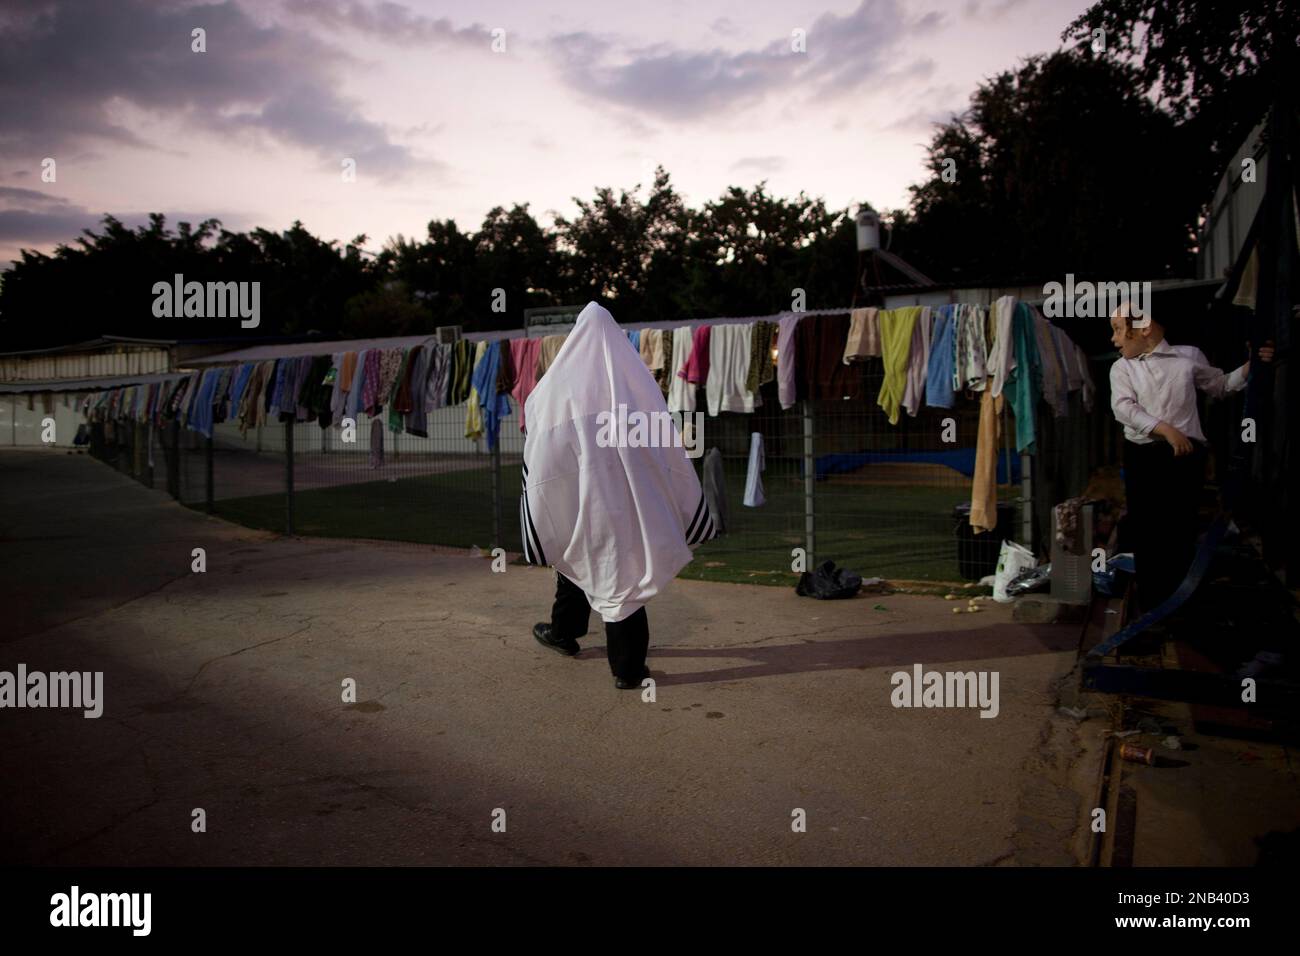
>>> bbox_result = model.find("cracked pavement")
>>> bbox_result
[1,450,1096,865]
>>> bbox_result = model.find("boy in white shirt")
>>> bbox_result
[1108,302,1272,610]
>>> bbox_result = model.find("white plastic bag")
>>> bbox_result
[993,540,1036,603]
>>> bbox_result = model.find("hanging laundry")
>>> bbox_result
[654,329,676,395]
[745,321,778,394]
[776,314,800,409]
[901,306,933,417]
[1004,303,1042,454]
[496,337,517,397]
[970,388,1004,533]
[703,447,728,535]
[640,328,665,371]
[628,329,641,352]
[925,305,958,409]
[536,334,566,380]
[510,338,543,431]
[679,325,712,385]
[843,307,882,362]
[362,348,384,415]
[1074,343,1095,411]
[424,344,449,411]
[743,432,766,507]
[471,341,512,450]
[369,417,384,468]
[464,341,488,440]
[796,313,862,402]
[388,346,417,432]
[954,304,989,392]
[706,323,756,415]
[667,327,696,414]
[987,295,1018,398]
[875,307,921,425]
[1032,310,1068,418]
[404,346,431,437]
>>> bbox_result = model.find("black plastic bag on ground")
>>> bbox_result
[796,560,863,600]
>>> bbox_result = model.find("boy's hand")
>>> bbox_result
[1247,339,1275,364]
[1153,421,1193,456]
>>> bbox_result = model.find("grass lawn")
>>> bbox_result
[206,461,1015,586]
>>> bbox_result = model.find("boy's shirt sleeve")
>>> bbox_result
[1190,347,1247,398]
[1109,359,1160,437]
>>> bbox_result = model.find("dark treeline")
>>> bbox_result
[2,1,1293,350]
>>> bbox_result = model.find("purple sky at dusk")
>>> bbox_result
[0,0,1094,268]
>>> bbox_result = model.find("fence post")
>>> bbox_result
[204,434,214,514]
[802,400,816,567]
[285,418,295,535]
[1020,451,1033,549]
[491,439,502,550]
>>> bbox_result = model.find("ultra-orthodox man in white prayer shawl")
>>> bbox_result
[522,301,717,688]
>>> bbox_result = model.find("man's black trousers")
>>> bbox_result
[1122,440,1207,611]
[550,571,649,680]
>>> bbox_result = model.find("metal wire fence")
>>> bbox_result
[88,356,1102,586]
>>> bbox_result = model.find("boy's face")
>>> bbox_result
[1109,314,1146,358]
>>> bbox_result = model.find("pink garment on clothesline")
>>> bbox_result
[510,338,543,432]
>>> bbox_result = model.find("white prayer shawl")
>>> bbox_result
[521,302,716,623]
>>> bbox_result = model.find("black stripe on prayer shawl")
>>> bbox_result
[685,493,707,542]
[522,491,547,566]
[690,511,715,546]
[519,494,533,564]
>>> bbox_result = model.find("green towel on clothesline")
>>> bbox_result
[876,306,921,425]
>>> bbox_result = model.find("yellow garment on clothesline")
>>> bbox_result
[464,341,487,440]
[970,385,1004,533]
[875,306,922,425]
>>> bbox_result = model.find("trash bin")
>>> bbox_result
[953,502,1016,581]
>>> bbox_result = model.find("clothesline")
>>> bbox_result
[74,299,1093,482]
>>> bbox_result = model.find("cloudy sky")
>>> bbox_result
[0,0,1092,267]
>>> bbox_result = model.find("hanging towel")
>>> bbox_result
[510,338,543,431]
[1033,310,1068,417]
[745,321,778,393]
[796,314,862,401]
[954,304,989,392]
[655,331,676,394]
[777,314,800,409]
[988,295,1018,398]
[520,302,717,623]
[640,328,665,371]
[464,341,488,440]
[1005,303,1041,454]
[876,306,921,425]
[536,334,567,380]
[925,306,958,409]
[703,447,728,535]
[901,306,933,417]
[744,432,766,507]
[679,325,712,384]
[843,307,881,362]
[369,417,384,468]
[471,340,512,450]
[706,323,756,415]
[970,387,1003,533]
[666,326,696,413]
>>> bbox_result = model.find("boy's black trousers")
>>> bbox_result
[1122,440,1207,611]
[550,571,650,680]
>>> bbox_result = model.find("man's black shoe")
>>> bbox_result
[614,667,650,690]
[533,622,579,657]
